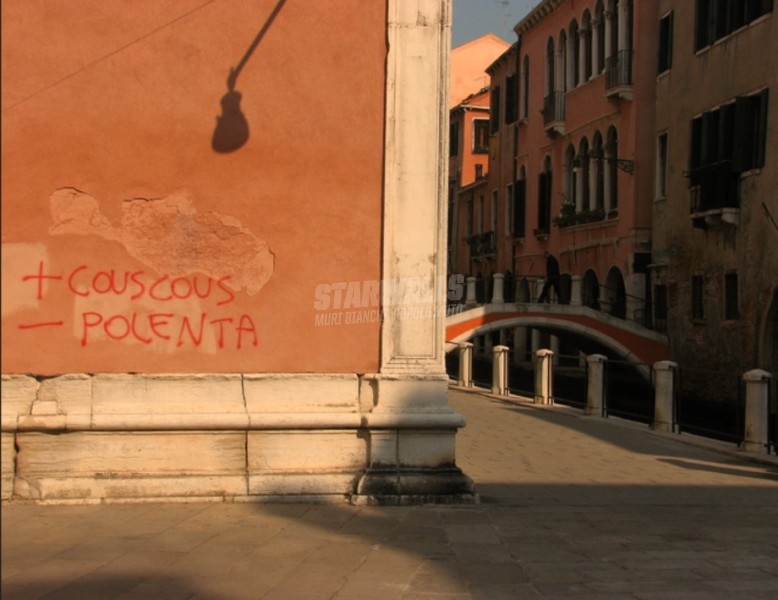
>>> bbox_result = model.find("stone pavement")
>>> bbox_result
[3,388,778,599]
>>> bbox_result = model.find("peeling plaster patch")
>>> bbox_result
[49,188,274,295]
[1,243,49,317]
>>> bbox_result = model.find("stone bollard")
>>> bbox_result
[491,272,505,304]
[742,369,772,454]
[586,354,608,416]
[457,342,473,388]
[465,276,477,307]
[492,345,510,396]
[653,361,677,432]
[534,349,554,405]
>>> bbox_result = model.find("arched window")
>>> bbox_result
[608,0,618,60]
[606,126,619,212]
[582,269,600,310]
[578,137,590,211]
[570,20,580,86]
[582,10,593,81]
[605,267,627,319]
[595,1,605,74]
[522,55,530,119]
[537,156,553,234]
[546,37,555,97]
[592,131,605,210]
[514,165,527,237]
[558,30,568,93]
[564,144,577,209]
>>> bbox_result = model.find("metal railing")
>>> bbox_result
[468,231,496,259]
[542,92,566,126]
[605,49,633,91]
[674,366,744,444]
[603,358,654,424]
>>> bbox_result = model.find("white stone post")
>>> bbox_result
[592,18,601,75]
[586,354,607,416]
[492,345,510,396]
[457,342,473,388]
[604,8,613,62]
[570,275,583,306]
[357,0,475,502]
[742,369,772,454]
[653,361,677,432]
[534,349,554,405]
[491,272,505,304]
[465,276,477,306]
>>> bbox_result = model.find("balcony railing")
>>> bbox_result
[542,92,566,125]
[468,231,496,259]
[605,50,633,94]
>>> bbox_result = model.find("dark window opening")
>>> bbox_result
[490,86,501,134]
[658,12,674,73]
[473,119,490,154]
[537,170,552,234]
[514,178,526,238]
[695,0,773,51]
[725,272,739,319]
[505,74,518,124]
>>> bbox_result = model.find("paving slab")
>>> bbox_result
[2,388,778,599]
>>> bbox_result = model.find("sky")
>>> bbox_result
[451,0,539,47]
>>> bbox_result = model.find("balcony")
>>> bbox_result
[688,160,740,228]
[605,50,633,101]
[542,92,566,136]
[468,231,496,260]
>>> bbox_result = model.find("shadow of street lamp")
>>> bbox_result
[211,0,287,153]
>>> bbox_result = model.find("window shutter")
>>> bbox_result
[514,179,526,237]
[732,95,755,172]
[695,0,710,50]
[755,88,769,168]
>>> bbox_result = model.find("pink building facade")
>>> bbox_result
[454,0,658,325]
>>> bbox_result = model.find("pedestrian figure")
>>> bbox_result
[537,251,560,303]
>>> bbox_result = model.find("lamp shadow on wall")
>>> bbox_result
[211,0,287,153]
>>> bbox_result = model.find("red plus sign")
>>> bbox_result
[21,261,63,300]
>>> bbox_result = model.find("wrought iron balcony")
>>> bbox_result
[542,92,566,135]
[605,50,633,100]
[468,231,496,259]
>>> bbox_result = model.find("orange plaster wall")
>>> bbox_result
[1,0,387,375]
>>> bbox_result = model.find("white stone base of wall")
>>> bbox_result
[1,373,476,504]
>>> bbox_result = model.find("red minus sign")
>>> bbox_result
[18,321,64,330]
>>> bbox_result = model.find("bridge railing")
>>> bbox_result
[452,274,662,333]
[449,343,775,455]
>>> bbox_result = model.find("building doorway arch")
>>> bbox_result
[582,269,600,309]
[604,266,627,319]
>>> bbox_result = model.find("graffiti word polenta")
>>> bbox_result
[18,261,258,350]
